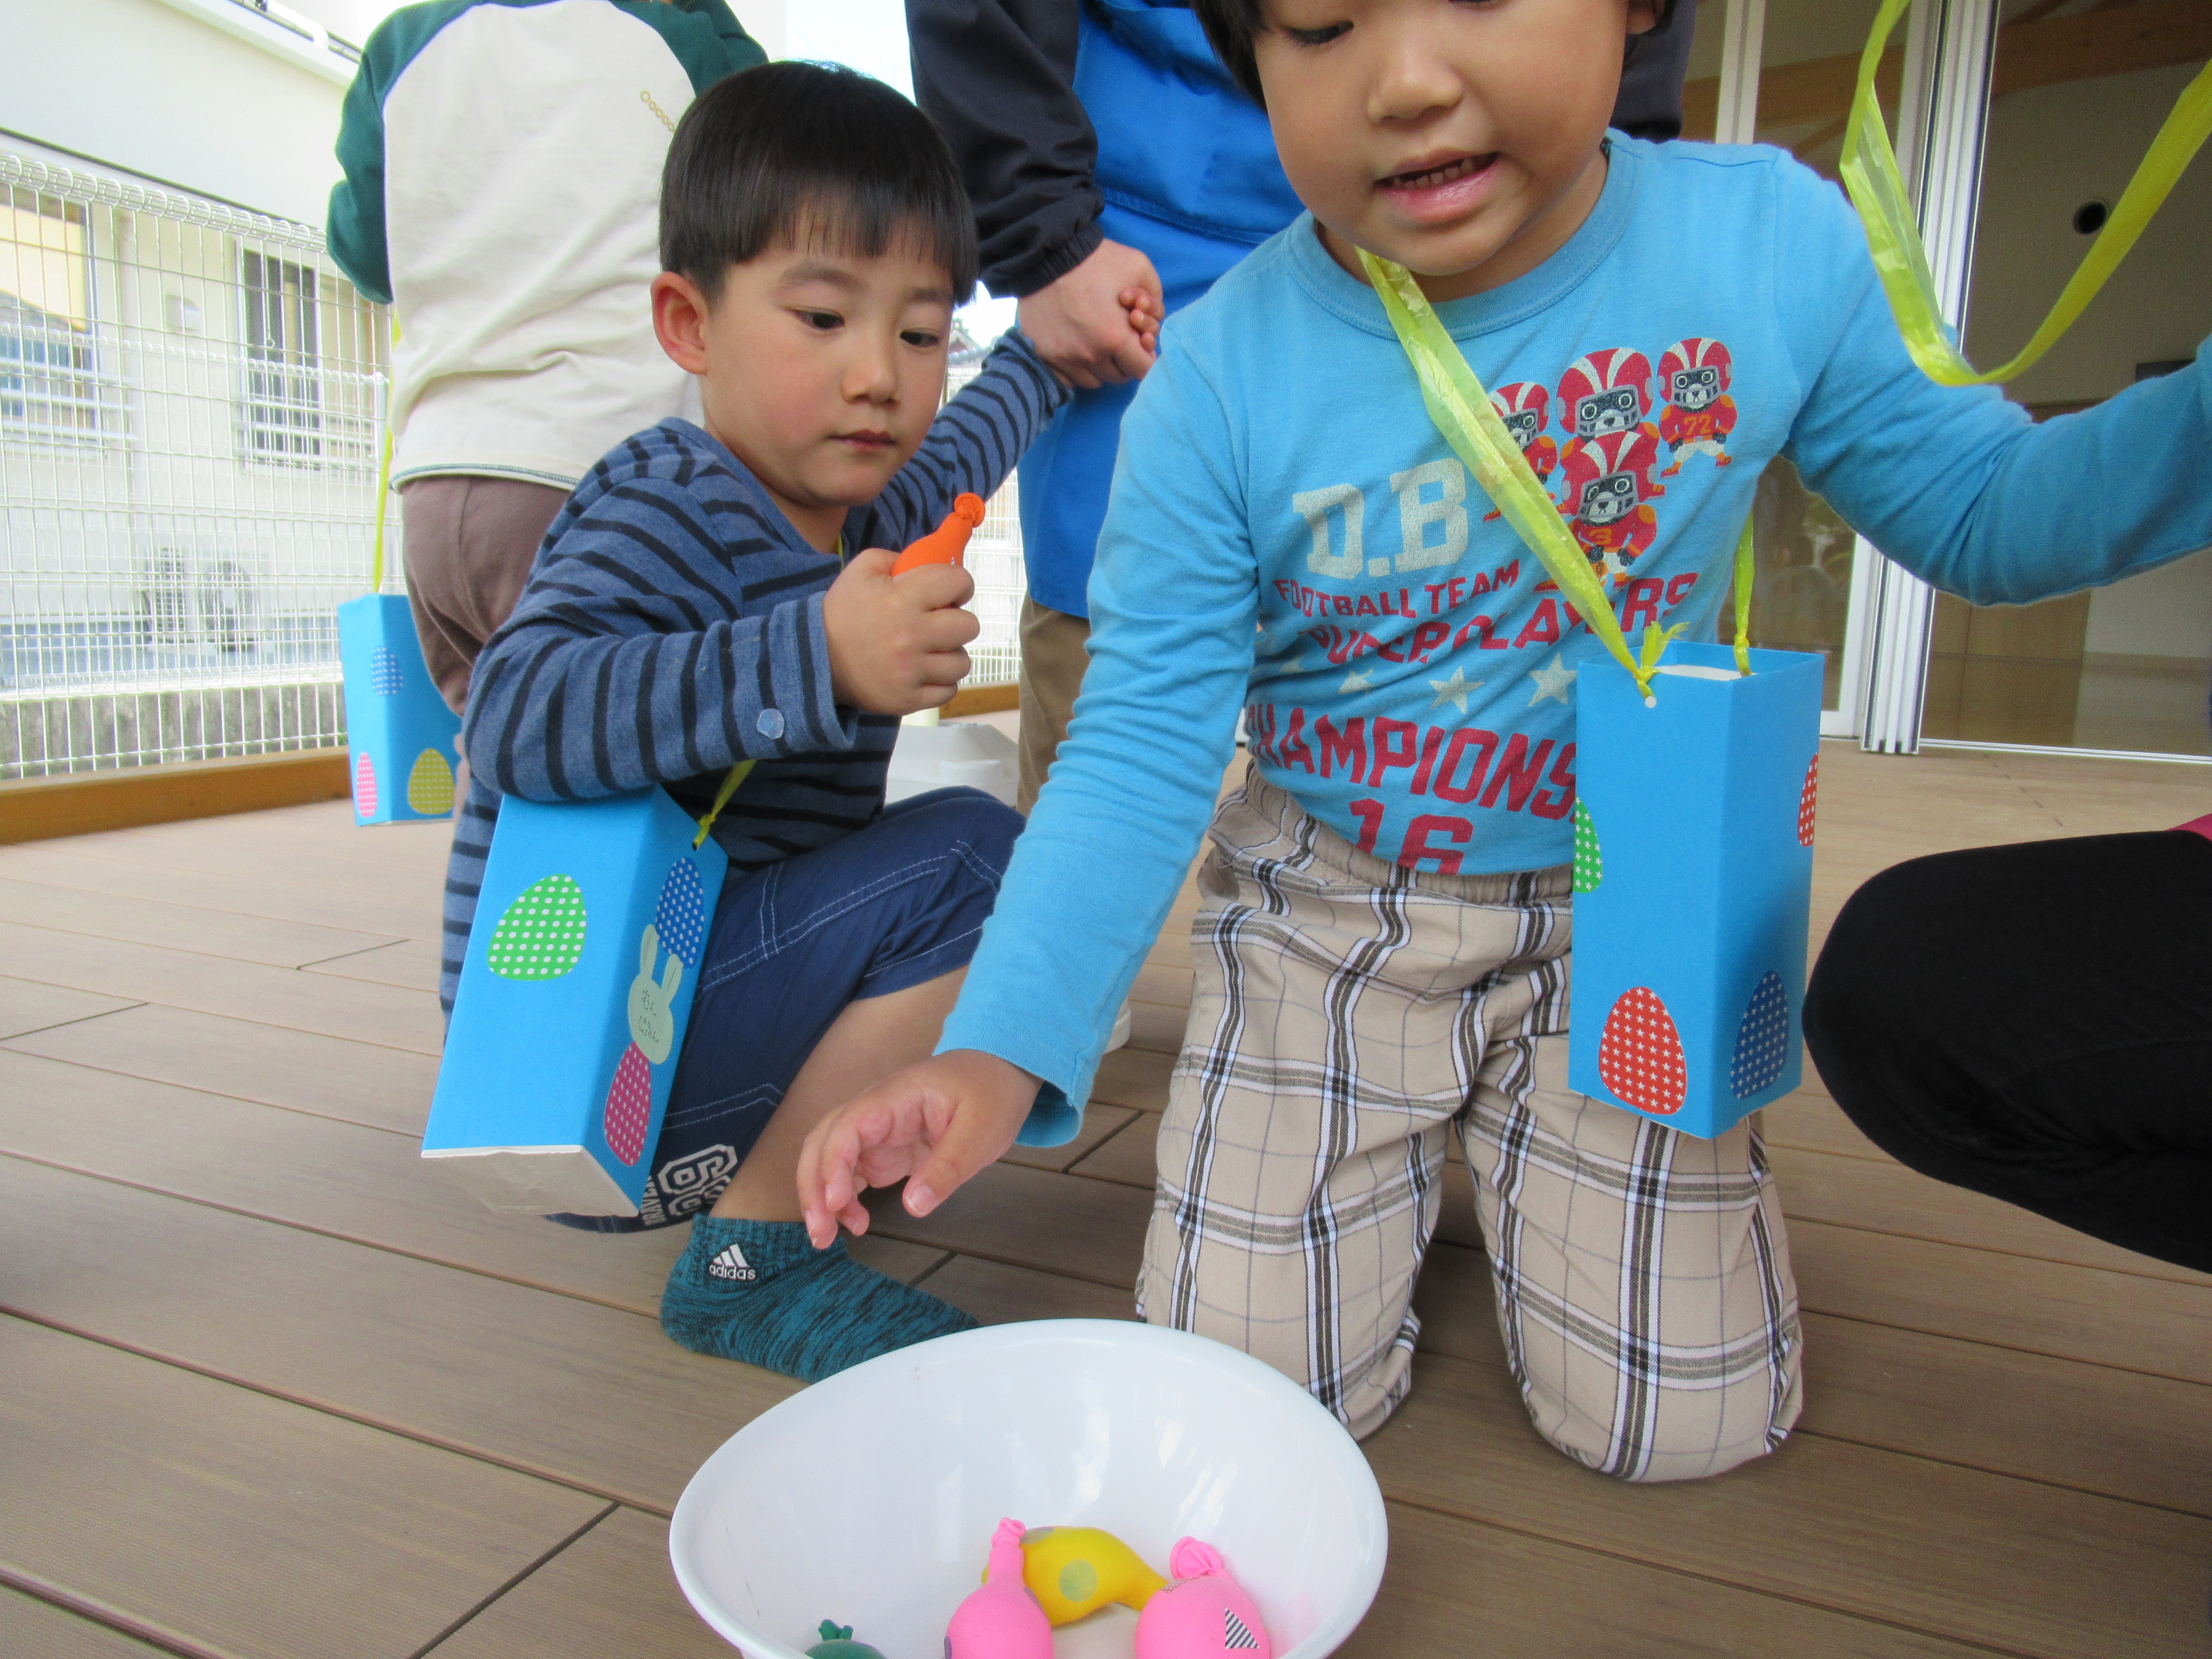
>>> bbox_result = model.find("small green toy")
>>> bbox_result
[805,1620,886,1659]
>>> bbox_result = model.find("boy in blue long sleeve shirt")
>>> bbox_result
[797,0,2212,1475]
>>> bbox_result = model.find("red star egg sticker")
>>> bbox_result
[603,1042,652,1166]
[1598,986,1687,1115]
[1797,755,1819,847]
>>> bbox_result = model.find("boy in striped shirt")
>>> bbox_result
[445,64,1118,1381]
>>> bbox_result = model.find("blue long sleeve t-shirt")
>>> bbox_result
[945,137,2212,1132]
[439,332,1068,1013]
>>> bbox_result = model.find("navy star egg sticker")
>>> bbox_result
[1730,970,1791,1098]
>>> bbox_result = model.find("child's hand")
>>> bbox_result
[823,548,980,714]
[1019,238,1164,389]
[1123,285,1162,365]
[795,1050,1040,1248]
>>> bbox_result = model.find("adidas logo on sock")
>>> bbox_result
[707,1243,756,1282]
[1224,1609,1260,1650]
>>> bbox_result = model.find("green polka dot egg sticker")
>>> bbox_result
[488,874,588,981]
[406,747,455,815]
[1572,799,1603,893]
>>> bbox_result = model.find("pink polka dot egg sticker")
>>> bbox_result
[603,1041,652,1166]
[652,857,707,969]
[352,751,378,816]
[1797,755,1819,848]
[1598,985,1686,1115]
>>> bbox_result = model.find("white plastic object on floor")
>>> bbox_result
[885,719,1020,811]
[670,1320,1387,1659]
[1106,1001,1133,1052]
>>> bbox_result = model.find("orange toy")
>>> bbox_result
[891,493,986,575]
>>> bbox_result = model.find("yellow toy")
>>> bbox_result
[1015,1526,1166,1625]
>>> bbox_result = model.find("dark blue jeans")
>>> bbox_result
[555,787,1022,1232]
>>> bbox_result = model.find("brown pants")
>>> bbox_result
[1015,597,1092,813]
[398,475,569,714]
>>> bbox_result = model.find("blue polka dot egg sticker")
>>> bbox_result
[370,646,404,697]
[488,873,588,981]
[652,857,707,969]
[1730,970,1791,1099]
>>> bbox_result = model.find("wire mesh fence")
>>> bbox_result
[948,347,1028,689]
[2,152,1029,784]
[1,152,389,779]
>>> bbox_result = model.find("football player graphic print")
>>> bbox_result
[1657,338,1738,474]
[1561,428,1663,585]
[1557,347,1666,502]
[1485,381,1560,521]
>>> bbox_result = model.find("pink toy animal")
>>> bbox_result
[945,1517,1054,1659]
[1133,1538,1273,1658]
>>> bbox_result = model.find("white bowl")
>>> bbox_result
[669,1319,1388,1659]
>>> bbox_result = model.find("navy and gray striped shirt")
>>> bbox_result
[440,331,1068,1012]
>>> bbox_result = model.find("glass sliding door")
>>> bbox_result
[1680,0,1944,735]
[1917,0,2212,761]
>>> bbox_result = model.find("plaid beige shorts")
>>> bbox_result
[1136,765,1803,1481]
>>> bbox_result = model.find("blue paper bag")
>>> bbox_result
[423,786,728,1214]
[336,593,461,824]
[1567,640,1824,1138]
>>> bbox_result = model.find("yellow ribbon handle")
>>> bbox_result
[370,425,393,594]
[1732,515,1755,678]
[1359,250,1661,697]
[692,759,755,849]
[1840,0,2212,387]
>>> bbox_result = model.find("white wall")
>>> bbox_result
[4,0,345,225]
[269,0,394,46]
[729,0,787,62]
[784,0,907,93]
[5,0,803,231]
[2085,547,2212,660]
[282,0,789,57]
[1969,60,2211,406]
[1970,55,2211,662]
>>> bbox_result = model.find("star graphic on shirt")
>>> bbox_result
[1339,666,1376,693]
[1427,667,1484,716]
[1526,653,1578,707]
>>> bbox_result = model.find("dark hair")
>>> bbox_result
[660,61,979,303]
[1193,0,1677,109]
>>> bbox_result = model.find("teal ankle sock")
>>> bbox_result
[661,1216,976,1382]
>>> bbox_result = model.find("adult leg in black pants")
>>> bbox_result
[1802,829,2212,1273]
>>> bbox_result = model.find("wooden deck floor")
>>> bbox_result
[2,741,2209,1658]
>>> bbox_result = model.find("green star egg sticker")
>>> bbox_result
[1572,799,1603,894]
[487,873,588,981]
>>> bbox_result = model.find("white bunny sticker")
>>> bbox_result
[627,923,684,1064]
